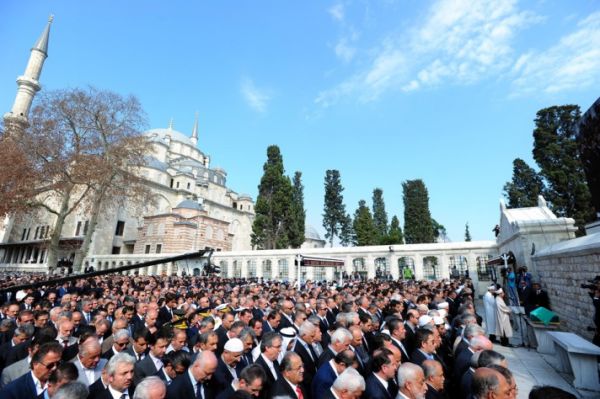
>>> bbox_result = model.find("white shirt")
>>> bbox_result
[108,385,128,399]
[284,377,300,398]
[296,337,314,362]
[188,369,203,398]
[30,371,46,396]
[149,352,163,371]
[261,354,278,381]
[374,372,389,390]
[328,359,339,377]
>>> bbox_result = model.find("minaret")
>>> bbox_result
[191,112,199,145]
[3,15,53,128]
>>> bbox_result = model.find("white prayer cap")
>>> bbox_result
[418,315,433,327]
[436,302,449,310]
[433,316,444,326]
[224,338,244,353]
[487,284,496,291]
[438,309,447,319]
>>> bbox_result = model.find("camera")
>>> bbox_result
[581,275,600,289]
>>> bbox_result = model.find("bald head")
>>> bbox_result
[469,335,493,352]
[472,367,509,399]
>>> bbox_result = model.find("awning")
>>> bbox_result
[297,255,345,267]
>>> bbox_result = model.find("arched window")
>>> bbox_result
[374,257,390,278]
[352,258,367,280]
[449,256,469,278]
[220,260,229,276]
[247,260,257,278]
[423,256,439,280]
[233,261,241,278]
[279,259,289,280]
[477,256,491,281]
[263,260,272,279]
[398,257,415,279]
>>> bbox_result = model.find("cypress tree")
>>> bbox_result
[372,188,389,244]
[288,171,306,248]
[323,170,347,246]
[353,200,377,246]
[533,105,594,235]
[251,145,293,249]
[386,215,404,244]
[339,213,355,247]
[465,222,472,241]
[577,100,600,217]
[503,158,545,208]
[403,179,434,244]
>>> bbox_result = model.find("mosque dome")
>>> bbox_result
[146,128,195,147]
[305,225,323,241]
[174,199,203,210]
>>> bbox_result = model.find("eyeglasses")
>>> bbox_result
[115,341,128,347]
[39,360,60,369]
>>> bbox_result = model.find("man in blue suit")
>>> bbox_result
[311,349,354,399]
[0,341,63,399]
[364,348,398,399]
[166,350,218,399]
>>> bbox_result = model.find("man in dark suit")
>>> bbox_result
[254,332,283,398]
[215,313,235,357]
[215,364,266,399]
[130,302,147,334]
[88,352,136,399]
[311,350,354,399]
[294,321,319,380]
[125,328,150,363]
[101,329,130,361]
[387,318,410,362]
[364,348,397,399]
[317,328,352,367]
[402,311,419,356]
[166,350,218,399]
[262,311,281,335]
[157,293,178,328]
[452,335,492,387]
[271,352,307,399]
[134,332,169,385]
[1,341,63,399]
[325,298,339,326]
[524,283,551,315]
[277,300,295,332]
[409,329,436,367]
[423,359,447,399]
[210,338,244,393]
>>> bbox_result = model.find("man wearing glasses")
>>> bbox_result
[102,330,131,361]
[0,342,63,399]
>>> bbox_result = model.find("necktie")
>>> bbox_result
[62,339,69,348]
[120,394,127,399]
[196,382,203,399]
[295,386,304,399]
[306,343,316,362]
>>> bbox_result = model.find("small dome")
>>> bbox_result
[174,200,202,210]
[305,225,323,241]
[146,128,195,147]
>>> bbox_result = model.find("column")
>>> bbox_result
[166,262,173,275]
[390,255,400,280]
[414,254,424,280]
[226,259,233,278]
[326,266,334,281]
[439,254,449,279]
[271,258,279,280]
[288,256,297,282]
[467,253,479,286]
[256,258,263,279]
[366,254,375,279]
[241,258,248,278]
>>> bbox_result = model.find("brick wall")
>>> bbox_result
[534,250,600,341]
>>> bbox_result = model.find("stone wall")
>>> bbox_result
[533,234,600,341]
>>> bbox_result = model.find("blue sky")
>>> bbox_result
[1,1,599,242]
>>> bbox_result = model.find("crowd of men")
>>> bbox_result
[0,271,577,399]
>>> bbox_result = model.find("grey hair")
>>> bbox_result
[332,368,365,392]
[15,324,34,338]
[238,326,256,341]
[106,352,136,376]
[330,328,352,345]
[79,338,101,357]
[478,350,506,368]
[113,329,130,341]
[299,321,316,337]
[472,369,500,398]
[53,381,89,399]
[199,317,215,329]
[280,352,301,372]
[335,312,348,328]
[464,324,485,339]
[307,315,321,327]
[133,376,166,399]
[469,335,491,351]
[397,363,424,388]
[422,360,442,379]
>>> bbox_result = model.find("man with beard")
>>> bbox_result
[89,352,136,399]
[211,338,243,392]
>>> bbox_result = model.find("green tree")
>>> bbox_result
[323,170,347,246]
[577,100,600,217]
[403,179,434,244]
[252,145,293,249]
[465,222,472,241]
[372,188,389,244]
[353,200,377,246]
[431,218,447,242]
[288,171,306,248]
[503,158,545,208]
[339,213,355,247]
[385,215,404,244]
[533,105,594,235]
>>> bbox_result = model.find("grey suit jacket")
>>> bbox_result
[0,357,29,388]
[72,357,107,386]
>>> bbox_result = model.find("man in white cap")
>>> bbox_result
[483,284,497,343]
[418,316,434,328]
[211,337,244,392]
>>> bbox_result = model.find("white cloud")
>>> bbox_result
[316,0,542,105]
[334,38,356,63]
[241,78,270,113]
[329,3,345,22]
[511,12,600,95]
